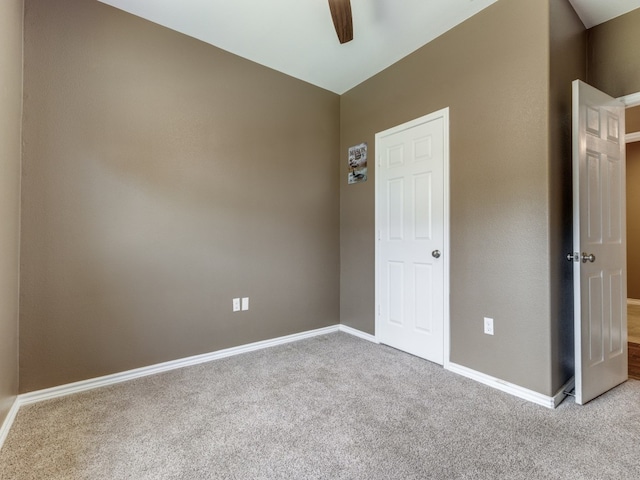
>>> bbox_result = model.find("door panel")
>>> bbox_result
[414,263,434,333]
[572,80,627,405]
[414,173,432,239]
[387,261,404,325]
[376,111,447,364]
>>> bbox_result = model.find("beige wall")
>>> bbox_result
[628,106,640,133]
[587,7,640,97]
[548,0,586,391]
[340,0,563,395]
[628,142,640,299]
[629,108,640,299]
[588,8,640,300]
[0,0,23,424]
[19,0,340,392]
[12,0,601,398]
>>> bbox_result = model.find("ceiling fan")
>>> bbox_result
[328,0,353,44]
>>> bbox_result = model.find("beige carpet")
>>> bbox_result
[629,302,640,344]
[1,333,639,479]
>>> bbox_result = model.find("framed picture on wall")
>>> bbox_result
[348,143,367,184]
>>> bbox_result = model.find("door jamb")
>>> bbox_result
[620,93,640,323]
[374,107,451,368]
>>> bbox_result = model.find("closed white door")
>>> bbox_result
[376,110,448,364]
[572,80,628,405]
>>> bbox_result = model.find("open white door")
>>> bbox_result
[572,80,628,405]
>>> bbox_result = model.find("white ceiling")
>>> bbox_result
[568,0,640,28]
[98,0,640,94]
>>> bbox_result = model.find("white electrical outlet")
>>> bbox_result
[484,317,494,335]
[233,298,241,312]
[241,297,249,311]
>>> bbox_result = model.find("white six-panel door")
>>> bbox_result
[572,80,628,405]
[376,110,448,364]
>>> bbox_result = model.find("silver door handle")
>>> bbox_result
[581,253,595,263]
[432,250,441,259]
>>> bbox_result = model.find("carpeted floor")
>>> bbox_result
[1,333,639,479]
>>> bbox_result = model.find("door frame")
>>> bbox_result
[620,92,640,348]
[374,107,451,367]
[620,92,640,302]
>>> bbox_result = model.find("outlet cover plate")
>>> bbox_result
[484,317,494,335]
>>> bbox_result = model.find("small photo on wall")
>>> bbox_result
[348,143,368,184]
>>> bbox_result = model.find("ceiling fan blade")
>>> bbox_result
[328,0,353,44]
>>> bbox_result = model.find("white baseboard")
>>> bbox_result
[6,326,361,448]
[446,362,568,409]
[338,324,379,343]
[19,325,344,406]
[0,398,20,452]
[6,324,379,448]
[628,298,640,306]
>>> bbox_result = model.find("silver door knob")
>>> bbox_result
[432,250,441,259]
[581,252,595,263]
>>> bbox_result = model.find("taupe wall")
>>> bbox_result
[628,142,640,299]
[548,0,586,391]
[629,108,640,300]
[628,106,640,133]
[587,7,640,97]
[588,8,640,300]
[12,0,605,398]
[20,0,340,392]
[340,0,560,395]
[0,0,23,426]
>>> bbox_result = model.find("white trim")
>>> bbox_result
[626,132,640,144]
[446,362,565,409]
[18,325,340,406]
[619,92,640,107]
[15,325,379,407]
[628,298,640,306]
[338,325,379,343]
[0,398,19,452]
[374,107,451,366]
[443,108,451,370]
